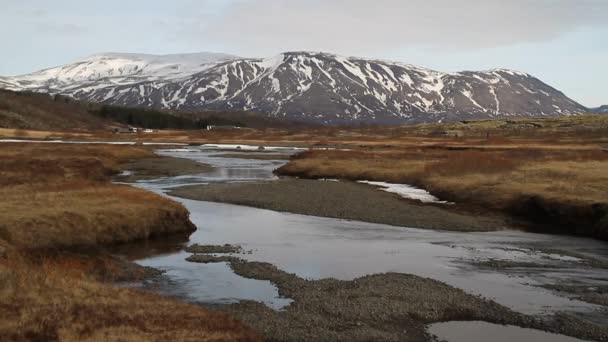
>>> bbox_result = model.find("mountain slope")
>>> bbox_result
[1,52,588,124]
[0,89,111,131]
[591,105,608,114]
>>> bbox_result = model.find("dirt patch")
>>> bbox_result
[115,156,214,182]
[169,179,510,232]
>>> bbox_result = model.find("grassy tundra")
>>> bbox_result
[0,143,259,341]
[276,116,608,239]
[2,114,607,240]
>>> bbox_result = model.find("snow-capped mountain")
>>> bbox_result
[0,52,237,91]
[1,51,588,124]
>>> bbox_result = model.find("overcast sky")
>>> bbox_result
[1,0,606,106]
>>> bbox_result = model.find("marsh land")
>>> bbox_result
[1,114,608,341]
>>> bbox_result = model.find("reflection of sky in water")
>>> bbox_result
[137,251,292,309]
[131,146,608,319]
[428,321,587,342]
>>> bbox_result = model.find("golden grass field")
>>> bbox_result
[0,143,260,341]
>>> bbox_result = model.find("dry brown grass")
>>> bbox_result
[0,144,196,249]
[0,248,260,341]
[423,150,519,175]
[0,143,259,340]
[94,114,608,149]
[5,113,606,151]
[0,184,195,250]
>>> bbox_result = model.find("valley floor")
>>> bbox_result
[1,114,607,341]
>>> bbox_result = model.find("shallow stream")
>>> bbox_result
[123,145,608,340]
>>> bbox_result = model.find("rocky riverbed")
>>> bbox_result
[183,244,608,341]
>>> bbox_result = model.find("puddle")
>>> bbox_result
[427,321,588,342]
[136,251,292,309]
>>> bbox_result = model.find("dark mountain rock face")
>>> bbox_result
[0,51,588,124]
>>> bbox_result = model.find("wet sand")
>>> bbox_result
[115,156,214,182]
[169,178,510,232]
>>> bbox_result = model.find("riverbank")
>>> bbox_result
[169,178,509,232]
[276,146,608,240]
[0,143,259,340]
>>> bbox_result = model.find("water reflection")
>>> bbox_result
[427,321,587,342]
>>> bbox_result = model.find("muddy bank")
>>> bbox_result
[509,195,608,240]
[115,156,214,182]
[184,253,608,341]
[169,179,509,232]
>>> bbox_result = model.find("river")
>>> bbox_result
[121,145,607,341]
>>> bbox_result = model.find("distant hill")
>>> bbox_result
[0,90,110,131]
[0,51,589,125]
[0,89,311,131]
[591,105,608,114]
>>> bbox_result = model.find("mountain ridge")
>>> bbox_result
[0,51,589,125]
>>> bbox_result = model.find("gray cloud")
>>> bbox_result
[199,0,608,56]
